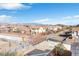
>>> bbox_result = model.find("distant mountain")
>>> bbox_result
[75,24,79,27]
[0,23,48,26]
[0,23,72,26]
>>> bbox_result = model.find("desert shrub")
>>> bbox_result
[48,43,72,56]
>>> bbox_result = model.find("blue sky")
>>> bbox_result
[0,3,79,25]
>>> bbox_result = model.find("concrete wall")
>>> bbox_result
[71,43,79,56]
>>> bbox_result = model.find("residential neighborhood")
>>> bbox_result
[0,23,78,56]
[0,3,79,56]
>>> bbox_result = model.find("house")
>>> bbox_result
[19,25,31,35]
[0,26,11,33]
[30,26,48,35]
[48,25,63,33]
[69,27,79,56]
[72,27,79,38]
[11,25,31,35]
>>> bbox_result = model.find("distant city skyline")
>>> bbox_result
[0,3,79,25]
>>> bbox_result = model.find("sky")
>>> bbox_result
[0,3,79,25]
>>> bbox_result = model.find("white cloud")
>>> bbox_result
[0,15,15,23]
[62,15,79,20]
[74,15,79,18]
[33,15,79,25]
[33,18,49,23]
[0,15,11,20]
[0,3,31,10]
[62,16,72,20]
[61,15,79,25]
[32,18,65,25]
[33,18,55,24]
